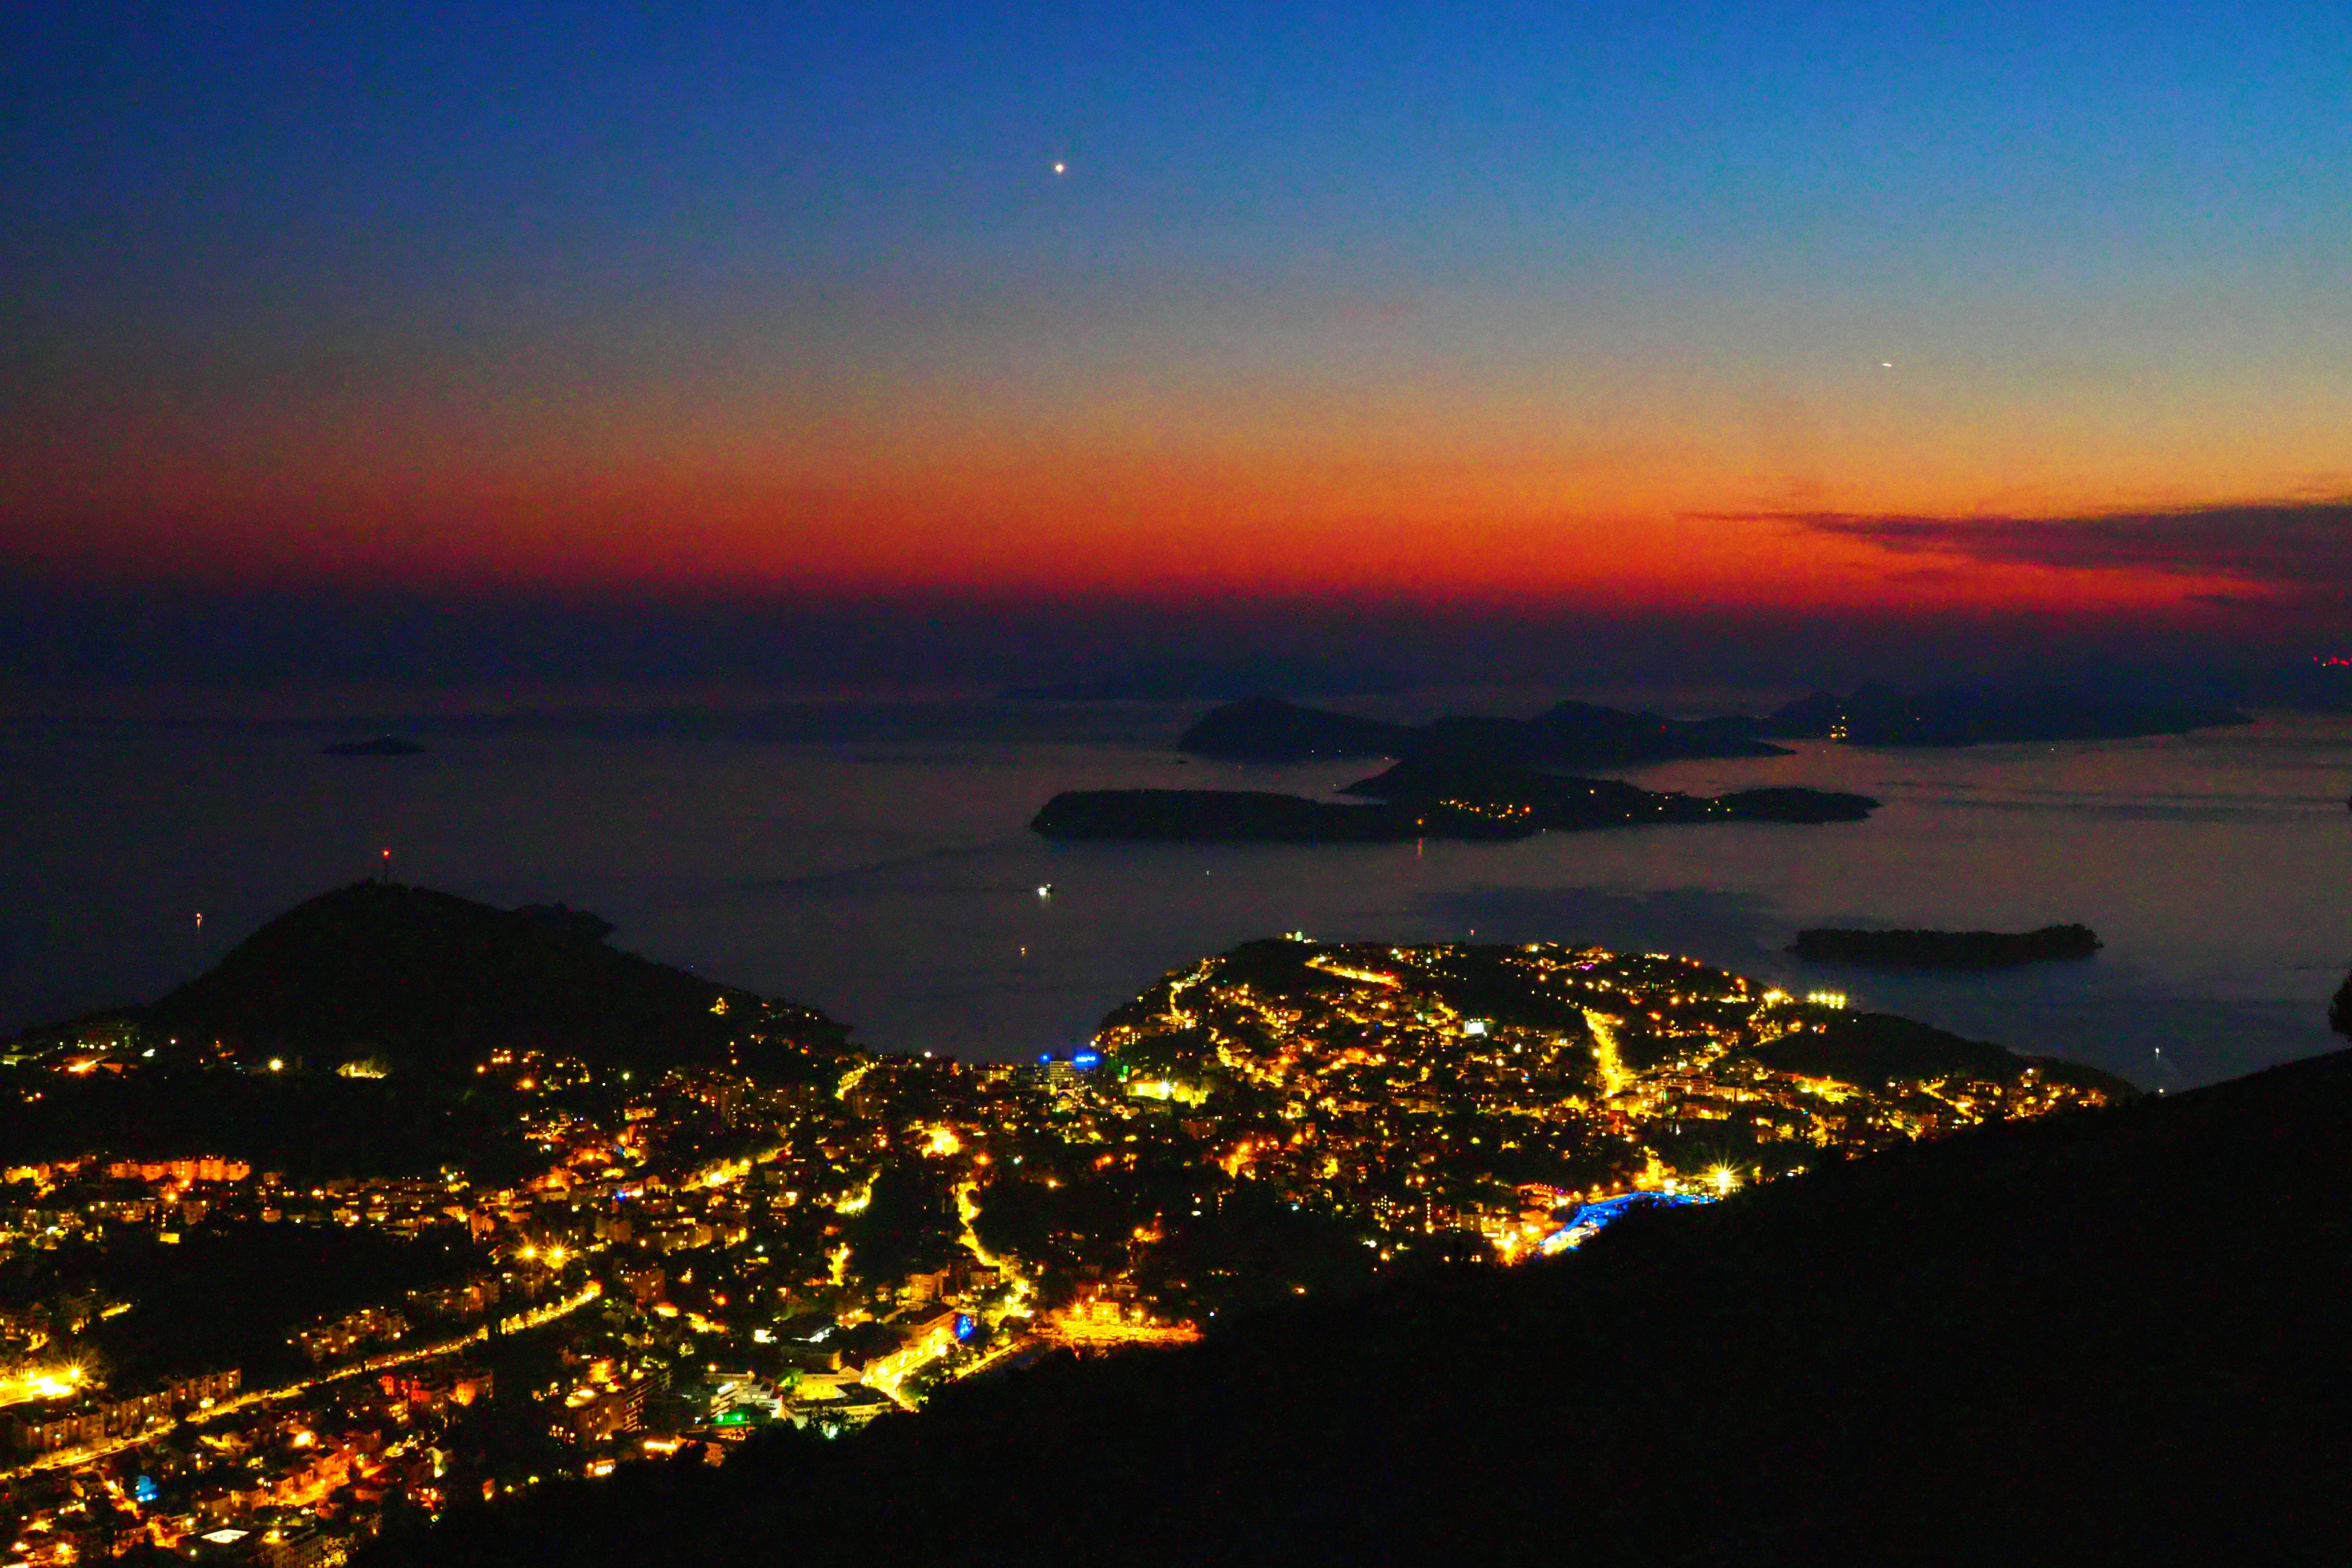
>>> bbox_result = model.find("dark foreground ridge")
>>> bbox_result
[1177,695,1789,764]
[1032,769,1877,842]
[374,1046,2352,1567]
[1792,922,2102,968]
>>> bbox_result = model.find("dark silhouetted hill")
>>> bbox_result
[1741,1009,2129,1095]
[373,1046,2351,1567]
[7,884,851,1175]
[132,882,842,1079]
[1343,756,1877,827]
[112,884,846,1090]
[1173,696,1417,760]
[1030,788,1530,841]
[1420,697,1788,764]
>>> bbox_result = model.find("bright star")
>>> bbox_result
[1052,161,1066,176]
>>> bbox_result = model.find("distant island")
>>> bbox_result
[1343,755,1879,826]
[1762,685,2247,748]
[1169,685,2248,763]
[1031,789,1518,842]
[1032,766,1877,842]
[1177,695,1789,766]
[322,735,426,756]
[1792,924,2103,968]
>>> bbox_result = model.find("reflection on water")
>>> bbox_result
[2,700,2346,1088]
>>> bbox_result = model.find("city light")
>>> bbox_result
[0,930,2121,1530]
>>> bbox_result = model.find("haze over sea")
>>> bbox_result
[6,692,2346,1090]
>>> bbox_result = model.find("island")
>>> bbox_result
[1028,788,1525,841]
[1342,755,1879,826]
[1790,924,2103,968]
[1177,695,1789,766]
[1033,767,1877,842]
[322,735,426,756]
[1762,685,2247,747]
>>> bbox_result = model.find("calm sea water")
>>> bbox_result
[5,696,2348,1088]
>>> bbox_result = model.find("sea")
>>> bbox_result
[4,692,2348,1090]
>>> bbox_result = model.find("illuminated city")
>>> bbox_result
[3,3,2348,1558]
[0,929,2130,1562]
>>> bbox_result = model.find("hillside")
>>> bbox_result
[1740,1008,2123,1093]
[1172,696,1415,760]
[127,881,842,1080]
[3,883,853,1175]
[1341,755,1878,826]
[363,1022,2351,1567]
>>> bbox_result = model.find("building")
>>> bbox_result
[291,1306,409,1364]
[562,1378,649,1442]
[4,1368,243,1453]
[103,1156,254,1186]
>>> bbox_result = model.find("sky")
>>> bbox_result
[5,2,2350,690]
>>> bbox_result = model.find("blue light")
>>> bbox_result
[954,1313,976,1341]
[1039,1054,1053,1065]
[1073,1052,1100,1068]
[134,1476,158,1503]
[1537,1191,1709,1256]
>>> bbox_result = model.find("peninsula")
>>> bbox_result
[1791,924,2103,968]
[1342,755,1879,826]
[1031,766,1877,842]
[1028,789,1525,842]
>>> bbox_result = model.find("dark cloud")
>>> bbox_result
[1774,498,2352,598]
